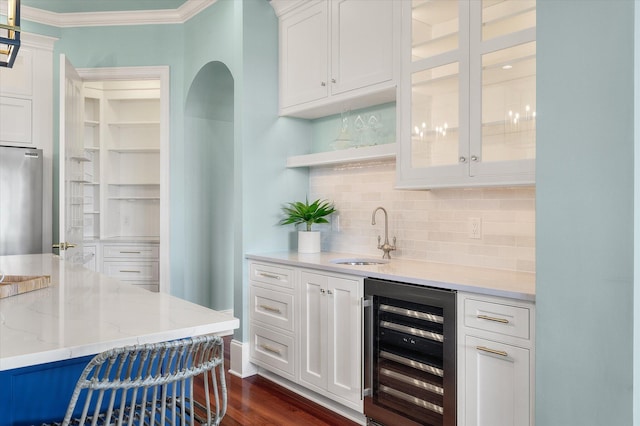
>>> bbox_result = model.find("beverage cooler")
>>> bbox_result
[364,278,456,426]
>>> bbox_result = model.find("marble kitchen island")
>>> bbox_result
[0,253,239,425]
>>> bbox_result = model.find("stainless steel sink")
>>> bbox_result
[330,258,389,266]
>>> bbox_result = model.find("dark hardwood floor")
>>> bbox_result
[195,336,360,426]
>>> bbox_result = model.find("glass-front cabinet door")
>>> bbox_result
[397,0,536,189]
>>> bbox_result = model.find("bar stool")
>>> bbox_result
[38,334,226,426]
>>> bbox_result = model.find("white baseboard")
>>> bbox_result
[229,339,258,378]
[257,369,367,425]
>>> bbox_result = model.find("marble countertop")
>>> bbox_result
[246,251,535,302]
[0,254,239,371]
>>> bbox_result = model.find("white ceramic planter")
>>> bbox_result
[298,231,321,253]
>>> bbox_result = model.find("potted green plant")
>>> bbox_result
[279,197,336,253]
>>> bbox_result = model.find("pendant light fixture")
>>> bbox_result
[1,0,20,68]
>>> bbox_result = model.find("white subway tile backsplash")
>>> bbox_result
[311,160,535,273]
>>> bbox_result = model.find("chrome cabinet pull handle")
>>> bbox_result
[476,346,508,357]
[119,251,142,254]
[120,270,141,273]
[477,314,509,324]
[260,344,282,356]
[259,304,282,314]
[259,272,281,280]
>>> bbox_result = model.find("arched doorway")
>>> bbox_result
[183,61,234,311]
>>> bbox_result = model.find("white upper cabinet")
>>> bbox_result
[280,1,328,108]
[277,0,399,119]
[397,0,536,189]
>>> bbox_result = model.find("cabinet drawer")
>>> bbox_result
[250,262,294,290]
[250,324,295,378]
[103,261,159,281]
[250,286,295,332]
[464,298,530,340]
[103,244,159,259]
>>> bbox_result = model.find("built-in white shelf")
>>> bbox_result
[286,143,396,168]
[108,197,160,201]
[107,147,160,154]
[107,121,160,127]
[108,183,159,186]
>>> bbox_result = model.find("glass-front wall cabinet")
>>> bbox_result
[398,0,536,188]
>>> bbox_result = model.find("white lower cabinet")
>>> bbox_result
[249,262,297,382]
[457,292,535,426]
[248,261,364,415]
[299,270,363,411]
[101,242,160,292]
[248,261,534,423]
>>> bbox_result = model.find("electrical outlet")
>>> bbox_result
[469,217,482,239]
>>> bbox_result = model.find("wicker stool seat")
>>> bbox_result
[39,335,226,426]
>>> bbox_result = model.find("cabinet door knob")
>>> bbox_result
[331,78,336,83]
[471,155,479,162]
[459,157,467,163]
[327,290,333,295]
[321,81,326,87]
[320,288,326,294]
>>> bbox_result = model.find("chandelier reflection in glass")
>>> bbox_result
[1,0,20,68]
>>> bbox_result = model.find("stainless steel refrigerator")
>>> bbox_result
[0,145,43,255]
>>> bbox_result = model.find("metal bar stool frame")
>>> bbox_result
[40,334,226,426]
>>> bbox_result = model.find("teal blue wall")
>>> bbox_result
[182,61,234,311]
[176,0,240,309]
[179,0,311,340]
[536,1,634,424]
[237,0,311,340]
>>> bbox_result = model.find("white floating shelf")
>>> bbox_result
[286,143,396,168]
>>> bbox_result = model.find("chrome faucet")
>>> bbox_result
[371,206,396,259]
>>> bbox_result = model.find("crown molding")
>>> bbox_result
[21,32,58,50]
[22,0,218,28]
[269,0,312,17]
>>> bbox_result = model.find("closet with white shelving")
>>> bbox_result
[81,80,161,292]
